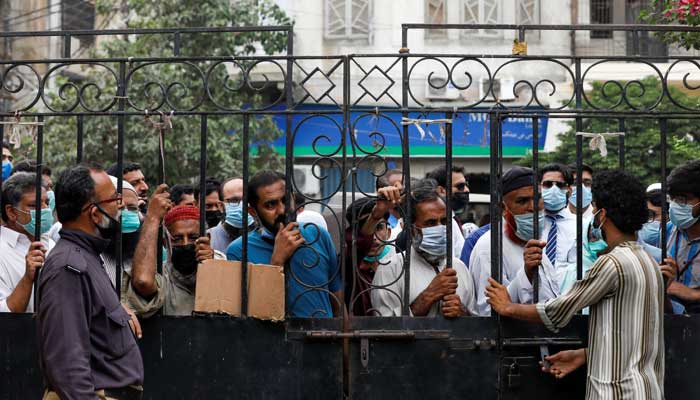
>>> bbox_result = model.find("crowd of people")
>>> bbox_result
[2,138,700,398]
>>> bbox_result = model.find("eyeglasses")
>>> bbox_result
[454,182,469,192]
[82,193,123,212]
[541,180,568,189]
[578,178,593,188]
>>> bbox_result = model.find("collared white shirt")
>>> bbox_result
[370,246,477,317]
[542,207,577,270]
[0,226,55,313]
[469,220,559,316]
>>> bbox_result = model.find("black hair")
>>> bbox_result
[11,160,52,177]
[345,196,390,226]
[1,172,37,221]
[2,141,9,149]
[425,165,466,189]
[592,170,647,235]
[106,161,142,177]
[248,170,285,207]
[567,163,593,178]
[194,177,222,203]
[647,189,664,208]
[169,184,195,205]
[667,160,700,198]
[376,168,403,190]
[55,164,100,223]
[540,163,573,185]
[404,181,443,223]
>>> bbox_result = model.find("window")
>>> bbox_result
[324,0,371,40]
[516,0,539,25]
[425,0,447,38]
[460,0,501,37]
[61,0,95,46]
[590,0,613,39]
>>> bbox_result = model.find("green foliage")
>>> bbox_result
[640,0,700,50]
[39,0,292,186]
[518,77,700,185]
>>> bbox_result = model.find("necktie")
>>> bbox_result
[545,214,562,263]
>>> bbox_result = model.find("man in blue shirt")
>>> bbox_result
[227,171,342,318]
[664,160,700,313]
[460,223,490,268]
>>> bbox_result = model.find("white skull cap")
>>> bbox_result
[646,182,662,193]
[108,175,137,194]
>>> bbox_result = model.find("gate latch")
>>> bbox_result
[507,361,521,388]
[360,338,369,369]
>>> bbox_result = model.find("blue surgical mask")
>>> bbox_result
[364,245,391,263]
[16,207,53,237]
[542,186,568,212]
[416,225,448,257]
[2,160,11,180]
[513,213,545,241]
[569,186,592,209]
[585,236,608,262]
[46,190,56,212]
[121,210,141,233]
[591,209,606,241]
[670,201,700,230]
[638,220,660,247]
[225,202,254,228]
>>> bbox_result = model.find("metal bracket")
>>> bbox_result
[360,338,369,369]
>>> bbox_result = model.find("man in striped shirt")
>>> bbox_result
[487,170,675,400]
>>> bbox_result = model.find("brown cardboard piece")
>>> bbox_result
[194,259,285,321]
[246,263,285,321]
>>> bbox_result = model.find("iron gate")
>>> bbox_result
[0,23,699,399]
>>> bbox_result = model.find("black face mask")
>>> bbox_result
[104,230,141,260]
[94,205,120,241]
[451,192,470,214]
[205,210,224,228]
[171,244,198,276]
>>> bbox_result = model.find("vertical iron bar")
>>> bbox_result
[115,61,126,299]
[241,114,249,316]
[618,118,625,170]
[489,111,502,303]
[660,118,668,262]
[76,115,83,163]
[174,32,181,56]
[284,27,294,317]
[532,116,540,303]
[199,115,207,237]
[575,59,583,281]
[401,26,412,316]
[33,116,44,313]
[63,34,71,58]
[445,110,453,269]
[340,55,349,319]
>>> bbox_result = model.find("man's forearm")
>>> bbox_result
[6,276,33,312]
[669,282,700,302]
[410,290,436,316]
[503,303,543,323]
[131,215,160,296]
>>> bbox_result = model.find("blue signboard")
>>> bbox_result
[252,105,547,157]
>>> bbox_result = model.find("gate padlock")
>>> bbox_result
[507,361,521,388]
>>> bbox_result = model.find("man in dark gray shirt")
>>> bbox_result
[38,165,145,400]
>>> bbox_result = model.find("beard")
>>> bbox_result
[259,212,286,235]
[104,230,141,261]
